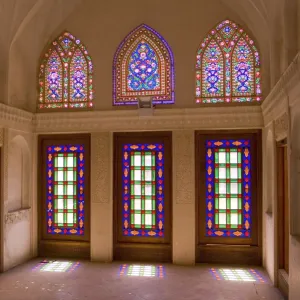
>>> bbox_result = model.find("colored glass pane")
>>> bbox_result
[130,151,156,228]
[201,40,224,97]
[38,32,93,109]
[53,153,77,227]
[195,20,261,103]
[122,143,164,237]
[46,51,63,103]
[127,41,160,92]
[46,144,85,235]
[232,38,254,97]
[70,49,88,102]
[214,149,242,229]
[113,24,174,105]
[205,139,251,238]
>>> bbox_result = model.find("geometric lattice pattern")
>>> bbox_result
[196,20,261,104]
[210,268,267,283]
[54,153,77,227]
[130,152,156,229]
[113,24,175,105]
[122,143,165,237]
[38,32,94,109]
[47,145,85,235]
[119,264,165,278]
[206,140,252,237]
[214,149,242,229]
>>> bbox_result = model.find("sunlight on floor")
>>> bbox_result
[210,268,267,283]
[119,264,165,278]
[32,260,81,273]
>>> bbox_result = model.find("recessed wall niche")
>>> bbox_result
[7,135,31,212]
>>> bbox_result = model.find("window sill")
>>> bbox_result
[7,207,31,214]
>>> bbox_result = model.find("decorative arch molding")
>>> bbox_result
[113,24,175,105]
[38,31,94,109]
[195,19,262,104]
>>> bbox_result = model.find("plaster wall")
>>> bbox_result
[2,129,34,271]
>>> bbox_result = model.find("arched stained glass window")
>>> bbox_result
[38,32,94,109]
[195,20,261,104]
[113,24,174,105]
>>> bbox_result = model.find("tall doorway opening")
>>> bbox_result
[277,139,289,297]
[113,132,172,262]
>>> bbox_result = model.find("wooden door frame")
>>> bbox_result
[113,131,172,262]
[38,134,91,259]
[276,139,289,298]
[195,129,262,265]
[0,147,3,272]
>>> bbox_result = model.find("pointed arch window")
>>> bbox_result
[195,20,261,104]
[113,24,175,105]
[38,32,94,109]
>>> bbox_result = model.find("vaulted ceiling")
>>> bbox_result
[0,0,296,111]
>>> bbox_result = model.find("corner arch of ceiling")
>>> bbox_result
[220,0,273,96]
[7,0,83,111]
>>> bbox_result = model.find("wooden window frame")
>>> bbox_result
[113,132,172,262]
[38,134,91,258]
[195,130,262,265]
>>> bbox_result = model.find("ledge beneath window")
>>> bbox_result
[265,210,273,217]
[5,207,31,225]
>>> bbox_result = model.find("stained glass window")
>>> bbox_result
[196,20,261,103]
[122,143,165,237]
[38,32,93,109]
[113,24,175,105]
[46,144,85,235]
[205,139,251,237]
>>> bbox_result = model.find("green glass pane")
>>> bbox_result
[214,148,242,229]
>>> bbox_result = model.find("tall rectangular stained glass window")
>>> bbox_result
[122,144,164,237]
[47,145,85,235]
[206,140,251,238]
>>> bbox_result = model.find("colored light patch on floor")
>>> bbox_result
[32,261,80,273]
[119,264,165,278]
[210,268,267,283]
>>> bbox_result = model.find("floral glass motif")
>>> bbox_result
[39,32,93,109]
[205,139,251,238]
[122,143,165,237]
[196,20,261,103]
[127,42,160,92]
[113,24,175,105]
[46,145,85,235]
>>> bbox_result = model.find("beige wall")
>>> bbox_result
[2,129,34,271]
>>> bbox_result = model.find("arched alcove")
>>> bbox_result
[7,135,31,212]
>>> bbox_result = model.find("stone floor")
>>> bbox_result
[0,259,285,300]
